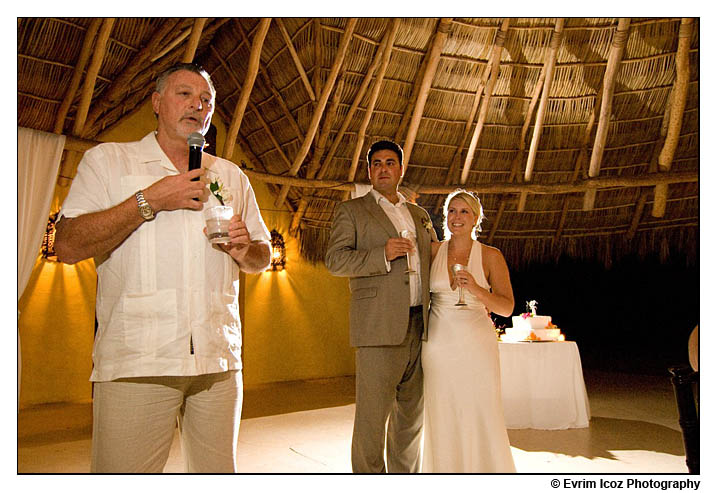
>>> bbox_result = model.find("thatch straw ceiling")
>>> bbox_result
[17,17,699,267]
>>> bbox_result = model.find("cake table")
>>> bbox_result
[498,340,591,430]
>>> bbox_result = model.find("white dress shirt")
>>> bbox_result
[370,189,422,307]
[60,132,271,381]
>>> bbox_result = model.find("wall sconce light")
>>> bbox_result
[270,229,286,271]
[41,212,59,262]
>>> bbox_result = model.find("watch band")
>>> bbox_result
[135,190,155,221]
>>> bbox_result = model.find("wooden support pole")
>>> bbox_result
[182,18,207,62]
[316,25,392,180]
[222,18,271,160]
[274,18,357,207]
[524,18,564,183]
[461,19,510,185]
[276,18,316,102]
[402,18,453,170]
[628,190,650,239]
[83,19,181,134]
[53,18,101,134]
[344,19,399,194]
[73,18,115,137]
[658,18,693,172]
[653,18,693,218]
[588,18,631,179]
[554,197,571,242]
[234,20,304,142]
[487,199,507,245]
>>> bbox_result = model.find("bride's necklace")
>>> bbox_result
[447,240,472,265]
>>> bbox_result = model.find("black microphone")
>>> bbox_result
[188,132,205,180]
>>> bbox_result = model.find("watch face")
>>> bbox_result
[140,204,153,219]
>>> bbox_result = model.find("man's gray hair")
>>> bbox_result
[155,62,216,97]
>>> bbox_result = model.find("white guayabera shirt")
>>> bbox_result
[60,132,270,382]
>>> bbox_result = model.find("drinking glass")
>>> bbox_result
[204,205,234,244]
[399,230,416,274]
[452,263,468,306]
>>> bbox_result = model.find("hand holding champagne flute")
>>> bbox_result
[452,263,468,306]
[400,230,416,274]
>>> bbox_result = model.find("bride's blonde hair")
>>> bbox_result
[442,189,484,240]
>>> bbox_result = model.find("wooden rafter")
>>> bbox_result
[289,72,347,234]
[553,196,571,243]
[460,18,510,185]
[487,199,508,245]
[628,190,650,239]
[182,18,207,62]
[584,18,631,210]
[73,18,115,137]
[276,18,316,102]
[523,18,564,183]
[222,18,271,160]
[402,18,453,171]
[60,134,697,195]
[274,18,358,208]
[343,19,399,198]
[312,18,322,104]
[316,25,393,180]
[234,20,303,142]
[653,18,693,218]
[509,62,547,184]
[82,19,181,135]
[53,18,101,134]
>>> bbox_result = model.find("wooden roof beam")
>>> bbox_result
[460,18,511,185]
[82,19,181,135]
[628,190,650,240]
[522,18,564,186]
[290,73,347,234]
[487,199,508,245]
[274,18,358,208]
[222,18,271,160]
[181,18,207,62]
[403,18,453,173]
[342,19,399,200]
[316,24,393,180]
[584,17,631,210]
[235,20,303,142]
[72,18,115,137]
[53,18,101,134]
[276,18,316,102]
[653,17,693,218]
[235,168,696,195]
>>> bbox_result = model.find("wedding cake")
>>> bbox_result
[501,300,563,342]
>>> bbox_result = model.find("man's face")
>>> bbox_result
[368,149,404,195]
[152,70,215,143]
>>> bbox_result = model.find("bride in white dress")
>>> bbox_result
[421,189,516,473]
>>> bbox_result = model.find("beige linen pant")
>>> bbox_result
[91,370,242,473]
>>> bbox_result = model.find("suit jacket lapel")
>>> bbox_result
[360,192,399,237]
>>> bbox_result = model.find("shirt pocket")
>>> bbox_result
[122,289,179,354]
[205,292,241,355]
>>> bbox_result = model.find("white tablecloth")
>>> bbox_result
[498,341,591,430]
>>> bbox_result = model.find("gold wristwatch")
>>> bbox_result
[135,190,155,221]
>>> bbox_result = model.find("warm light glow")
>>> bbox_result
[270,229,286,271]
[558,334,566,341]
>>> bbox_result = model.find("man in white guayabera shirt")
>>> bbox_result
[55,63,271,473]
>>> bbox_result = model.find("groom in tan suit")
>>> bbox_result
[325,140,437,473]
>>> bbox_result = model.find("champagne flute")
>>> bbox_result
[399,230,416,274]
[452,263,468,306]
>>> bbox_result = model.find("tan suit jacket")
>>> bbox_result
[325,192,437,347]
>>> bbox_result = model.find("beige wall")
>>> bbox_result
[18,99,354,408]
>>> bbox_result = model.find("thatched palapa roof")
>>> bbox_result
[17,17,699,268]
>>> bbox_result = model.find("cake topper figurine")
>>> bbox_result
[527,300,538,316]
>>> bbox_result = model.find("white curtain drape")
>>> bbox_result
[17,126,66,407]
[18,126,65,298]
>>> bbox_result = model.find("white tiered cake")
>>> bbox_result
[502,300,563,342]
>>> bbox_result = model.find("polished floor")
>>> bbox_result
[17,369,692,475]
